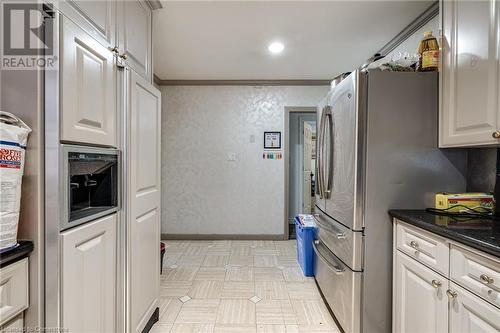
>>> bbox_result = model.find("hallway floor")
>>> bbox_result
[151,240,339,333]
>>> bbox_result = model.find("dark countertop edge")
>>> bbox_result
[0,240,34,268]
[389,210,500,258]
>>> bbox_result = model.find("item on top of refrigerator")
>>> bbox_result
[434,192,494,213]
[376,52,419,72]
[0,111,31,251]
[417,31,439,71]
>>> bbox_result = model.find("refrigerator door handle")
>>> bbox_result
[324,106,334,199]
[313,239,345,273]
[316,108,327,199]
[314,212,347,239]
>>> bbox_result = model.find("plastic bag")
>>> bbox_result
[0,111,31,251]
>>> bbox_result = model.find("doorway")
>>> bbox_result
[284,108,316,240]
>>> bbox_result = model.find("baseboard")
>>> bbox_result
[161,233,286,241]
[141,307,159,333]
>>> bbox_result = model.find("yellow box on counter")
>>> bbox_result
[435,193,494,212]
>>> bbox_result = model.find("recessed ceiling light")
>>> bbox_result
[268,41,285,54]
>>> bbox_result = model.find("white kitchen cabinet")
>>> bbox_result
[126,70,161,332]
[440,0,500,147]
[61,214,116,333]
[117,0,152,82]
[0,258,28,326]
[394,251,448,333]
[60,16,117,147]
[58,0,116,48]
[449,283,500,333]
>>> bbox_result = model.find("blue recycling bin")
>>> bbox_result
[294,216,317,277]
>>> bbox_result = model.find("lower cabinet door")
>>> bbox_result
[394,251,448,333]
[61,214,117,333]
[449,282,500,333]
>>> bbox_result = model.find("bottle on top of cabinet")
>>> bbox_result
[417,31,439,72]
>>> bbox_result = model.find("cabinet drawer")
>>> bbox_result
[0,313,23,332]
[450,245,500,308]
[396,222,449,275]
[0,258,28,326]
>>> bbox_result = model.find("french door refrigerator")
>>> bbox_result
[314,70,466,333]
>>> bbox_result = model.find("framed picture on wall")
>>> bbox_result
[264,131,281,149]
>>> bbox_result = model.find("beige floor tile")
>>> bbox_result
[216,299,256,324]
[163,266,199,281]
[257,324,286,333]
[163,253,182,267]
[280,300,298,325]
[255,281,289,300]
[169,323,215,333]
[176,299,220,324]
[195,268,227,281]
[254,268,284,282]
[253,248,277,256]
[229,255,254,266]
[296,325,340,332]
[164,241,191,254]
[282,267,308,282]
[220,281,255,299]
[161,281,193,297]
[225,267,254,281]
[253,241,276,249]
[254,255,279,268]
[290,300,334,326]
[286,282,321,300]
[184,246,212,256]
[179,255,206,266]
[214,324,257,333]
[207,248,231,256]
[256,300,284,324]
[158,297,183,324]
[203,255,229,267]
[277,256,299,267]
[189,280,224,299]
[212,240,232,248]
[232,241,254,247]
[190,241,216,247]
[275,246,296,257]
[231,247,254,256]
[150,323,173,333]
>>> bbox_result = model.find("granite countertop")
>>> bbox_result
[0,240,34,268]
[389,210,500,258]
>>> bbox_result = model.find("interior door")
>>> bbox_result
[324,73,358,230]
[127,70,161,332]
[303,122,313,213]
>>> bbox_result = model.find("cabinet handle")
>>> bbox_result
[431,280,442,288]
[446,289,458,299]
[492,131,500,139]
[409,241,419,249]
[120,53,128,60]
[109,46,119,54]
[480,274,494,285]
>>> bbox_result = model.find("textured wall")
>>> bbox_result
[161,85,328,236]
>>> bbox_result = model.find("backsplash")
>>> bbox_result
[466,148,497,193]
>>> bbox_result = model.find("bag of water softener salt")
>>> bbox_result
[0,111,31,251]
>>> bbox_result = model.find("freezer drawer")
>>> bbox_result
[314,239,362,333]
[314,208,364,271]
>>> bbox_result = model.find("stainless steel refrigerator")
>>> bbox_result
[313,69,466,333]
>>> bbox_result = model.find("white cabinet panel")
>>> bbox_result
[60,16,117,147]
[394,251,448,333]
[396,222,449,276]
[0,259,28,326]
[59,0,116,48]
[127,70,161,332]
[450,245,500,308]
[61,214,116,333]
[449,283,500,333]
[440,0,500,147]
[118,0,152,81]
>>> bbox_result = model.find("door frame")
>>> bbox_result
[283,106,317,240]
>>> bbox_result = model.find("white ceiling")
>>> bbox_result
[153,1,433,80]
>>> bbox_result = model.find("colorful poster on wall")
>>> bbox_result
[264,131,281,149]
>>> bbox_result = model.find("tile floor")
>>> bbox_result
[151,240,340,333]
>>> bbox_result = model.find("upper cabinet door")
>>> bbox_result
[58,0,116,48]
[60,16,117,147]
[118,0,152,82]
[440,0,500,147]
